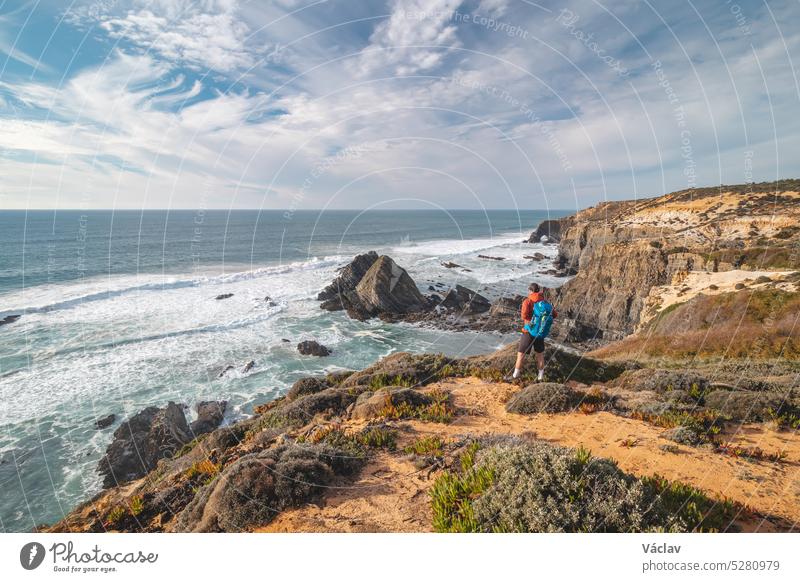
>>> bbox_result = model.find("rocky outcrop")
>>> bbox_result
[318,251,378,308]
[297,340,332,357]
[98,400,226,488]
[438,285,490,314]
[94,414,116,430]
[190,401,227,435]
[353,256,430,317]
[526,216,574,243]
[319,254,430,321]
[215,293,233,300]
[98,403,191,488]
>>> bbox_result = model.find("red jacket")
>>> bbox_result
[521,292,557,323]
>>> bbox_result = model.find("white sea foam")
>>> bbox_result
[389,232,524,257]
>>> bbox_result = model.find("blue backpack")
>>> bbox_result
[525,300,554,339]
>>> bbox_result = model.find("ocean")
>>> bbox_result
[0,208,568,531]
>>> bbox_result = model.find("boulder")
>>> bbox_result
[297,340,332,357]
[217,365,234,378]
[441,261,463,269]
[350,255,429,317]
[215,293,234,300]
[242,361,255,373]
[0,314,21,326]
[190,401,227,435]
[439,285,491,314]
[317,251,379,305]
[478,254,505,261]
[97,402,191,488]
[94,414,116,430]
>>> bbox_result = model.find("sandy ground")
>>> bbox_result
[639,269,798,328]
[259,378,800,533]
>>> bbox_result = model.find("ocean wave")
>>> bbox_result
[0,256,346,318]
[389,232,525,257]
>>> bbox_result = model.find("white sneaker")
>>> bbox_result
[537,370,544,381]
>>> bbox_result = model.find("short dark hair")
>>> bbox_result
[528,282,541,293]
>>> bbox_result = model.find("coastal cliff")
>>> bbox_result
[552,180,800,342]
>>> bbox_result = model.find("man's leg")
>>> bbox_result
[534,338,545,380]
[508,333,532,380]
[513,351,526,378]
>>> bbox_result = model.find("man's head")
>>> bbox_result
[528,282,541,294]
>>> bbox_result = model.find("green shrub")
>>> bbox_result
[431,440,742,532]
[505,383,584,414]
[405,435,445,456]
[358,426,397,450]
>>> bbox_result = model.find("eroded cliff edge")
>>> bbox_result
[550,180,800,342]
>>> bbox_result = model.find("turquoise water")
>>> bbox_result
[0,209,568,531]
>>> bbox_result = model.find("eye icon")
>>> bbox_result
[20,542,46,570]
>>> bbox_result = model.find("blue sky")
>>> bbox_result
[0,0,798,210]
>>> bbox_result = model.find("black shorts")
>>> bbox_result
[518,332,545,354]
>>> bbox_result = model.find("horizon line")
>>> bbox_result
[0,208,578,212]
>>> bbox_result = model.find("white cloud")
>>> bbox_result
[67,0,257,73]
[357,0,464,75]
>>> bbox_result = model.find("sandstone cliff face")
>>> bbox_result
[549,182,800,341]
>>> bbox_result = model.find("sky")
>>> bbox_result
[0,0,798,211]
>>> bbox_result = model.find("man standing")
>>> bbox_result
[508,283,557,382]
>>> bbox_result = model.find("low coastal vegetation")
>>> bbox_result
[431,439,743,532]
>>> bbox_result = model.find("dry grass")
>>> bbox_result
[594,288,800,361]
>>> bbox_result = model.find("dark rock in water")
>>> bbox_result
[94,414,116,430]
[478,254,505,261]
[318,251,379,307]
[441,261,463,269]
[439,285,490,314]
[524,252,546,261]
[297,340,332,357]
[263,296,278,307]
[435,282,445,287]
[428,293,442,303]
[348,255,430,318]
[218,365,234,378]
[281,338,291,343]
[428,285,436,291]
[98,402,191,488]
[190,401,227,435]
[242,361,255,373]
[0,314,21,326]
[215,293,234,300]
